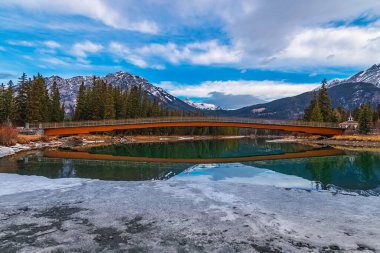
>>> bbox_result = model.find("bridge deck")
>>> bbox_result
[29,117,345,136]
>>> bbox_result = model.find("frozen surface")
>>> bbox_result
[174,163,314,190]
[0,174,93,196]
[0,173,379,252]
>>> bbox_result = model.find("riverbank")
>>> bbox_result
[268,134,380,151]
[0,173,379,252]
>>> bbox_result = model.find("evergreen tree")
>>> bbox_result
[358,103,373,134]
[49,81,62,122]
[303,92,318,121]
[104,83,115,119]
[74,82,86,120]
[310,100,323,122]
[14,73,30,126]
[318,79,332,122]
[151,98,160,117]
[113,86,124,119]
[5,81,16,124]
[28,74,49,123]
[126,86,139,118]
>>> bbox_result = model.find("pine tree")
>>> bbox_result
[49,81,62,122]
[14,73,30,126]
[310,100,323,122]
[113,86,124,119]
[358,103,373,134]
[28,74,49,123]
[141,92,149,117]
[303,92,318,121]
[151,98,160,117]
[4,81,16,124]
[318,79,332,122]
[75,82,86,120]
[104,83,115,119]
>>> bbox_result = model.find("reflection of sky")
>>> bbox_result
[172,163,316,190]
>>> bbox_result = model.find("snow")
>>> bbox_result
[0,173,93,197]
[326,64,380,88]
[0,144,30,158]
[183,98,222,110]
[0,172,379,251]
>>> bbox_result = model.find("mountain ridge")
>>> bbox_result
[209,64,380,119]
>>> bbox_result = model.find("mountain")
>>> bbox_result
[44,71,196,115]
[327,63,380,88]
[183,98,222,110]
[211,64,380,120]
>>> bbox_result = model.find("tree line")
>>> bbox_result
[0,73,64,126]
[303,79,380,134]
[73,77,188,121]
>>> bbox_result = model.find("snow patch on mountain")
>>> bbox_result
[183,98,222,110]
[327,63,380,88]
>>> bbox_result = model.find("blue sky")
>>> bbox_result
[1,0,380,108]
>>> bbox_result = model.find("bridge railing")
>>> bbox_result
[28,117,341,129]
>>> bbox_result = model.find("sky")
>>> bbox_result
[1,0,380,109]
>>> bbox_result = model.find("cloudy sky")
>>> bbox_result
[1,0,379,108]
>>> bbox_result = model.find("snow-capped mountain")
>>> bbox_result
[44,71,196,115]
[183,98,222,110]
[328,63,380,88]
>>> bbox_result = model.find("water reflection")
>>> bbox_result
[1,138,380,195]
[11,153,189,181]
[173,163,319,191]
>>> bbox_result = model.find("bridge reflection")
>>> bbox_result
[43,148,345,163]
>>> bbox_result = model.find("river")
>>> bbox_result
[1,138,380,196]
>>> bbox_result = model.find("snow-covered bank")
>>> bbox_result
[0,144,31,158]
[0,173,379,252]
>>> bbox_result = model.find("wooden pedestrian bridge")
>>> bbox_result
[28,117,345,136]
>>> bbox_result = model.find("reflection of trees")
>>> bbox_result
[18,155,189,181]
[353,152,379,181]
[89,138,312,159]
[305,157,336,189]
[90,139,241,159]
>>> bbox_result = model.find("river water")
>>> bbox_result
[1,138,380,196]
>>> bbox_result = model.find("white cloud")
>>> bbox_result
[4,0,158,34]
[160,0,380,70]
[158,80,319,101]
[41,57,69,65]
[270,26,380,69]
[0,46,4,51]
[109,42,148,68]
[7,40,34,47]
[70,41,103,58]
[43,40,61,49]
[110,40,242,68]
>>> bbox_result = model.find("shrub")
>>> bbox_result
[0,126,18,146]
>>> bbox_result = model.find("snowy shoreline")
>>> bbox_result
[0,173,379,252]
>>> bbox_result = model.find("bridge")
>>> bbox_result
[29,117,345,136]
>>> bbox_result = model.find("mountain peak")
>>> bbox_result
[184,98,222,110]
[327,63,380,88]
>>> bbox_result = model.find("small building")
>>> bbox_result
[339,114,358,130]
